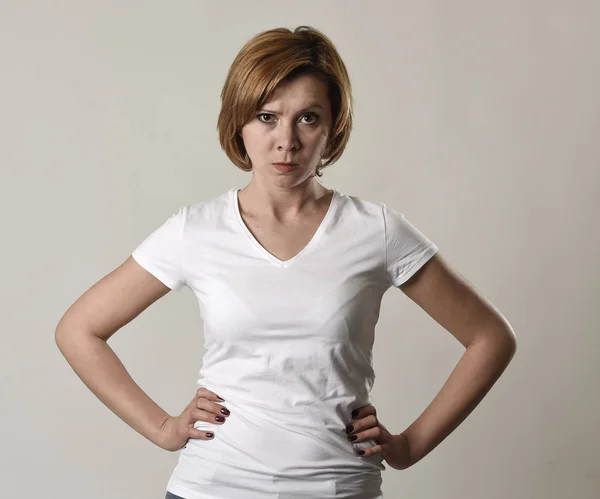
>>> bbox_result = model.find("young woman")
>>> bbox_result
[56,26,517,499]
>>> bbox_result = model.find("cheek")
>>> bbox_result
[318,126,329,142]
[241,129,267,152]
[312,130,329,151]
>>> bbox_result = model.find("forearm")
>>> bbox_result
[401,329,516,466]
[55,329,170,446]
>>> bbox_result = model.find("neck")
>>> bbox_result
[237,180,331,220]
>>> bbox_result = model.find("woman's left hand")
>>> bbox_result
[346,404,413,470]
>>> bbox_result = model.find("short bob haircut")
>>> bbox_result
[217,26,354,178]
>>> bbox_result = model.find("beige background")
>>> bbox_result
[1,1,598,497]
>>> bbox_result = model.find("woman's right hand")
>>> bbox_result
[157,387,230,452]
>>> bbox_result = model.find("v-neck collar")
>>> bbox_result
[231,187,339,268]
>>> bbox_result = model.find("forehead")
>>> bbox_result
[263,74,329,108]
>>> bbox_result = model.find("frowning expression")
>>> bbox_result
[240,73,333,184]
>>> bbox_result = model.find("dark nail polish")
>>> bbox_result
[351,409,359,418]
[216,415,225,422]
[357,450,365,456]
[221,408,230,416]
[345,424,354,434]
[348,435,357,442]
[206,432,214,438]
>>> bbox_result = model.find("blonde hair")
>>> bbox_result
[217,26,354,178]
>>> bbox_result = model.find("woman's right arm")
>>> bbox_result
[55,256,174,448]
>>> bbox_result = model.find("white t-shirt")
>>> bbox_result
[132,187,438,499]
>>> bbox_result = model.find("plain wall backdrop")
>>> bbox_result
[1,1,598,497]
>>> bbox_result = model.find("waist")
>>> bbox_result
[196,375,371,418]
[190,382,385,475]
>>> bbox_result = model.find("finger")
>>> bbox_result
[350,404,376,422]
[348,414,378,436]
[196,387,225,402]
[192,397,231,423]
[350,404,370,420]
[194,396,231,420]
[359,405,377,419]
[348,425,383,444]
[191,407,227,425]
[357,443,385,457]
[188,428,216,440]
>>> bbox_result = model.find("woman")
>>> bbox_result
[56,26,517,499]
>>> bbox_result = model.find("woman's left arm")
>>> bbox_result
[397,252,517,466]
[349,252,517,469]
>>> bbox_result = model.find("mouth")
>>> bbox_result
[273,162,298,172]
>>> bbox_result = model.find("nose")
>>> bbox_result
[276,122,299,152]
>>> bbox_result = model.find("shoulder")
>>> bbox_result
[186,189,233,223]
[335,189,386,218]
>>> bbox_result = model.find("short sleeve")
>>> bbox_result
[383,203,439,287]
[131,205,187,292]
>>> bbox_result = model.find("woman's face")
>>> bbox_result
[239,73,333,186]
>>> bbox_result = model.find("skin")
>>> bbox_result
[176,73,413,468]
[56,58,515,470]
[165,73,517,470]
[237,72,334,220]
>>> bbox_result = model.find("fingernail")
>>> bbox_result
[351,409,359,418]
[217,395,225,401]
[221,408,230,416]
[345,424,354,434]
[357,450,365,456]
[216,415,225,422]
[206,432,214,438]
[348,435,357,442]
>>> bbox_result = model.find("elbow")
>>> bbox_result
[471,323,517,360]
[55,317,74,348]
[54,323,102,357]
[55,325,76,355]
[500,321,517,355]
[498,330,517,364]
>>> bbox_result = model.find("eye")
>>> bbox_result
[257,113,275,123]
[256,113,319,125]
[300,113,319,124]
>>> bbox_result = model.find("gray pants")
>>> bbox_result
[165,492,185,499]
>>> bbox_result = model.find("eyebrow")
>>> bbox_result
[259,103,324,113]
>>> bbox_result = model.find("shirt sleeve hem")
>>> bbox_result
[391,244,439,288]
[131,250,183,291]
